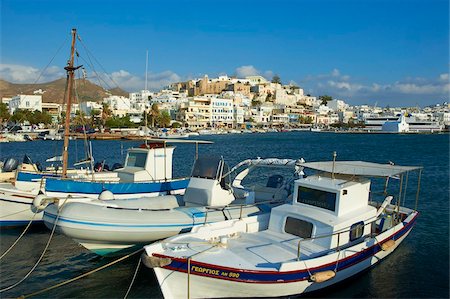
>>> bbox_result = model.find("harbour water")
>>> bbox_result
[0,132,449,298]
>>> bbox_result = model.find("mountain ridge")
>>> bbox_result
[0,78,128,103]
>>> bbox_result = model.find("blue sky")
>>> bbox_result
[1,0,448,106]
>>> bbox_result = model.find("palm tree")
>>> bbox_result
[101,103,112,128]
[149,103,159,128]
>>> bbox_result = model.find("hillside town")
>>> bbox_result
[1,74,449,139]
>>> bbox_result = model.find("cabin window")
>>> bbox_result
[284,217,313,238]
[126,152,147,168]
[349,221,365,241]
[297,186,337,212]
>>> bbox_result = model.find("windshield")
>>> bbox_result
[191,156,222,179]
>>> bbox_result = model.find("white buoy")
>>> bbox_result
[32,193,49,211]
[98,190,114,200]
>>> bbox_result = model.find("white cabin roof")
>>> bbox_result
[301,161,421,177]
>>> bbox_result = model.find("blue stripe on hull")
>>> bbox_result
[45,178,189,195]
[44,211,206,228]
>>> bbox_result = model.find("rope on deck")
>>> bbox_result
[19,248,144,299]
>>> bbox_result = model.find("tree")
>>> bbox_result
[0,103,10,123]
[101,103,112,127]
[271,75,282,84]
[149,103,159,128]
[11,109,33,124]
[319,95,333,106]
[171,122,181,128]
[157,110,171,128]
[31,110,52,125]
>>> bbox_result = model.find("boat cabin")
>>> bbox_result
[268,174,377,250]
[115,143,175,182]
[184,156,234,207]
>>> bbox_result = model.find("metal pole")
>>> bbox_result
[414,169,422,211]
[164,141,167,181]
[402,171,409,206]
[331,151,337,179]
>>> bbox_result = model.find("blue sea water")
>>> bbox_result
[0,132,448,298]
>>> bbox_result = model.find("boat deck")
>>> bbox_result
[169,230,328,271]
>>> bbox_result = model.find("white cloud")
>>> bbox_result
[0,63,64,83]
[439,73,449,82]
[104,69,182,92]
[234,65,274,80]
[302,69,449,106]
[235,65,259,77]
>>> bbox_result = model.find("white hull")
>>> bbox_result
[43,200,271,255]
[149,213,416,298]
[0,185,42,226]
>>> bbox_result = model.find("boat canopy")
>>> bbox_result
[300,161,422,177]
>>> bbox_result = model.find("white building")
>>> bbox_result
[9,94,42,114]
[328,99,349,112]
[129,90,154,113]
[103,95,131,117]
[79,101,102,116]
[211,97,234,128]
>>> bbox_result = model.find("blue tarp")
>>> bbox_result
[45,177,190,195]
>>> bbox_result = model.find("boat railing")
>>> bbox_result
[295,212,407,261]
[201,198,285,225]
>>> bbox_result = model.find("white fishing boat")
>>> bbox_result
[142,157,422,298]
[41,156,303,256]
[0,29,198,227]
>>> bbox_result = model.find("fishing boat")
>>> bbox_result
[141,157,422,298]
[41,156,303,256]
[0,29,198,227]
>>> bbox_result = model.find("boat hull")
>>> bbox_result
[43,203,272,256]
[0,178,189,227]
[149,213,417,298]
[0,185,42,227]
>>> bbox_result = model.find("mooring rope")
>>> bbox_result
[0,209,39,260]
[19,248,144,299]
[123,257,141,299]
[0,197,69,293]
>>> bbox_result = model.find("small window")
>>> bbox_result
[284,217,313,238]
[126,152,147,168]
[349,221,364,241]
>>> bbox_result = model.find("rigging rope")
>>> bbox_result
[19,248,144,299]
[4,35,70,131]
[0,209,39,260]
[0,197,68,293]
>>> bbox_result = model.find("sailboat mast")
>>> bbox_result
[62,28,79,177]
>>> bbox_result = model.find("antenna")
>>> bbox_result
[145,50,148,91]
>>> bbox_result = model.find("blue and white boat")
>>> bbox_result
[42,156,303,256]
[141,159,422,298]
[0,140,204,227]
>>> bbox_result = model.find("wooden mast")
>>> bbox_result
[62,28,81,177]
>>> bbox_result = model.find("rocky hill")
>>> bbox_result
[0,78,128,103]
